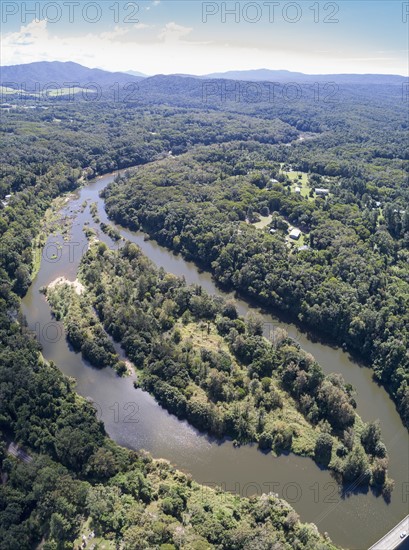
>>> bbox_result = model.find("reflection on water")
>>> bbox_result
[22,170,409,549]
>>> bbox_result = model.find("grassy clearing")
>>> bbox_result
[176,321,320,458]
[253,214,273,229]
[175,320,368,463]
[1,86,87,98]
[46,87,88,97]
[0,86,24,96]
[280,164,313,200]
[178,321,235,358]
[73,518,115,550]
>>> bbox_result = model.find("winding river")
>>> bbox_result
[22,170,409,549]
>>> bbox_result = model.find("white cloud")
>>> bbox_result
[134,23,152,30]
[158,22,193,42]
[100,26,130,40]
[1,18,407,76]
[8,18,48,47]
[145,1,160,10]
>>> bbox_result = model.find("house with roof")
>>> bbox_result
[289,228,302,240]
[315,188,330,196]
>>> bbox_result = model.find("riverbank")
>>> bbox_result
[48,275,85,295]
[20,168,409,550]
[75,239,392,496]
[101,153,409,432]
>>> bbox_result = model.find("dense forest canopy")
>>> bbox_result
[0,73,407,548]
[45,239,392,497]
[103,135,409,428]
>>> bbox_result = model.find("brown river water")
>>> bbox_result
[21,170,409,549]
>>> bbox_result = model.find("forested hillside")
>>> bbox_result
[103,135,409,427]
[0,73,407,548]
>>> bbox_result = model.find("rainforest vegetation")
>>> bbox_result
[0,352,338,549]
[102,138,409,430]
[0,75,407,548]
[48,239,392,496]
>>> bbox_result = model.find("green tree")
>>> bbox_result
[342,446,371,485]
[314,433,333,466]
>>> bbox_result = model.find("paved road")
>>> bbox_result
[369,515,409,550]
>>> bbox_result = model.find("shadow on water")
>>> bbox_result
[21,168,409,550]
[120,213,402,423]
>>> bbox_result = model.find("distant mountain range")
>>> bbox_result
[0,62,406,92]
[125,70,148,78]
[0,61,144,90]
[203,68,406,84]
[1,61,406,105]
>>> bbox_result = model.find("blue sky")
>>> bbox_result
[1,1,408,74]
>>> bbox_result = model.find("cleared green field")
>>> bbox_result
[0,86,21,95]
[46,87,88,97]
[1,86,88,97]
[253,213,273,228]
[280,164,312,199]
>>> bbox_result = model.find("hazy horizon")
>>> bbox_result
[1,1,408,76]
[1,60,407,78]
